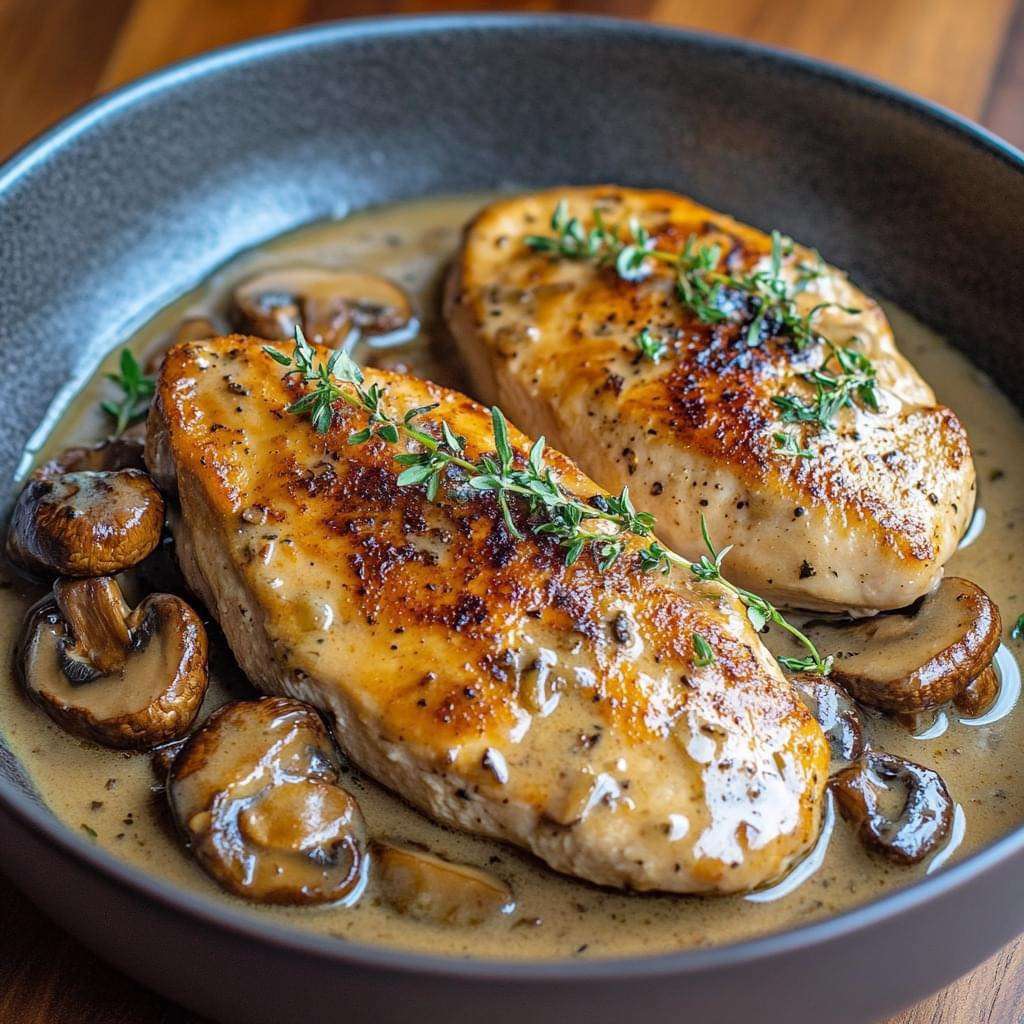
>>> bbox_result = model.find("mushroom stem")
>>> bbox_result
[18,583,208,749]
[53,577,130,676]
[954,665,1000,718]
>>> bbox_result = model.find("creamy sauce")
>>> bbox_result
[2,194,1023,960]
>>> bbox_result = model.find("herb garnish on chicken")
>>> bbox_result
[264,328,831,674]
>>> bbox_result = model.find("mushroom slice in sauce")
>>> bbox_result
[892,708,944,736]
[17,577,208,749]
[167,697,366,905]
[34,436,146,478]
[953,664,1000,717]
[151,736,190,788]
[372,841,515,926]
[805,578,1001,713]
[830,752,953,865]
[231,267,414,347]
[6,468,164,577]
[790,674,864,763]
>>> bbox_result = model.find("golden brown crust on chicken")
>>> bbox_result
[445,186,976,613]
[147,335,828,893]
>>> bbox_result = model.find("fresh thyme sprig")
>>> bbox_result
[639,515,831,674]
[526,201,879,463]
[101,349,155,436]
[264,330,400,440]
[773,341,880,429]
[264,328,831,675]
[524,200,655,282]
[723,232,850,350]
[525,204,858,353]
[770,341,880,457]
[265,329,656,570]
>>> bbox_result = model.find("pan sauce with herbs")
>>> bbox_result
[1,194,1022,959]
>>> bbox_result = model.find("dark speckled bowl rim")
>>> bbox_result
[2,12,1024,983]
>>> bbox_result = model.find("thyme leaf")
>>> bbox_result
[525,202,879,462]
[634,327,667,363]
[771,340,880,457]
[692,632,715,667]
[772,431,814,459]
[101,349,155,436]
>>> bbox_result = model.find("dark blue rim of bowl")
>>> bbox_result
[2,13,1023,983]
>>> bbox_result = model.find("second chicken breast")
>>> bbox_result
[445,186,976,614]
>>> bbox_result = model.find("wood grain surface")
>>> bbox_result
[1,1,1022,1022]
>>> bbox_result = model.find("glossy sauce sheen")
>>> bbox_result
[1,195,1022,959]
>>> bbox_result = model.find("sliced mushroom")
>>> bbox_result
[954,664,1000,718]
[830,752,953,864]
[805,578,1001,713]
[168,697,366,904]
[6,469,164,577]
[34,436,145,479]
[231,267,414,347]
[790,674,864,762]
[373,841,515,926]
[17,577,208,749]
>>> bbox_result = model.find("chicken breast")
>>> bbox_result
[445,186,976,613]
[146,335,828,894]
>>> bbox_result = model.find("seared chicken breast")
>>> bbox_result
[445,187,976,613]
[147,336,828,894]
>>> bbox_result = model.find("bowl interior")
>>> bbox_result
[2,13,1024,974]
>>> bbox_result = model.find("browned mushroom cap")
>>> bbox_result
[372,841,515,926]
[830,752,953,864]
[790,674,864,762]
[168,697,366,905]
[6,469,164,577]
[806,578,1001,714]
[34,436,146,479]
[17,577,208,749]
[231,267,414,347]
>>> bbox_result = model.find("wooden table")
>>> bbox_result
[1,1,1023,1021]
